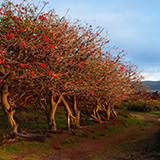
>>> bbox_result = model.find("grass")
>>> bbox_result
[144,111,160,117]
[0,105,159,159]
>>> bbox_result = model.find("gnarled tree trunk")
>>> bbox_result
[1,84,18,133]
[48,92,62,130]
[73,95,81,128]
[105,102,111,121]
[39,92,62,131]
[62,95,78,130]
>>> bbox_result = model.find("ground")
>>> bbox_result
[0,110,159,160]
[40,111,159,160]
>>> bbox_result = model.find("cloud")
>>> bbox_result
[142,72,160,81]
[140,65,160,81]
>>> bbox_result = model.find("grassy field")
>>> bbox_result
[0,107,160,159]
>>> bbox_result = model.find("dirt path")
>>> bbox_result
[41,112,159,160]
[131,111,158,123]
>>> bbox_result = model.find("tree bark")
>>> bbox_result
[11,131,45,143]
[73,95,81,128]
[48,92,62,130]
[38,92,62,131]
[106,104,111,121]
[61,95,76,130]
[111,108,117,117]
[1,84,18,133]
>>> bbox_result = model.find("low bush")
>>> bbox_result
[115,100,160,112]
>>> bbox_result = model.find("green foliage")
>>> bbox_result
[115,100,160,112]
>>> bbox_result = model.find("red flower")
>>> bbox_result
[64,86,67,89]
[22,42,27,47]
[70,82,72,85]
[49,70,52,75]
[20,64,25,68]
[0,79,3,83]
[50,45,55,49]
[52,74,58,78]
[77,64,82,68]
[6,65,10,68]
[31,72,34,75]
[122,50,124,52]
[87,76,90,79]
[114,92,116,94]
[91,90,95,94]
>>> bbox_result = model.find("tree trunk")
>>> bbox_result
[1,84,18,133]
[106,104,111,121]
[48,92,62,130]
[111,108,117,117]
[11,131,45,143]
[61,95,76,130]
[73,95,81,128]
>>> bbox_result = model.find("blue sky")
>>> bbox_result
[8,0,160,81]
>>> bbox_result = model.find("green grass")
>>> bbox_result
[0,105,159,159]
[145,111,160,118]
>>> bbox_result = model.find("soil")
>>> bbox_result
[39,112,160,160]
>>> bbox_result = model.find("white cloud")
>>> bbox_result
[142,72,160,81]
[140,65,160,81]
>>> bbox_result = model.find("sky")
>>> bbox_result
[4,0,160,81]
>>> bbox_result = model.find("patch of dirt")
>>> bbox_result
[40,112,160,160]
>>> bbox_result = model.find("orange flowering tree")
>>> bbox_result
[0,0,110,131]
[0,0,149,134]
[78,49,149,123]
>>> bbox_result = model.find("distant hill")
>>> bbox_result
[143,81,160,92]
